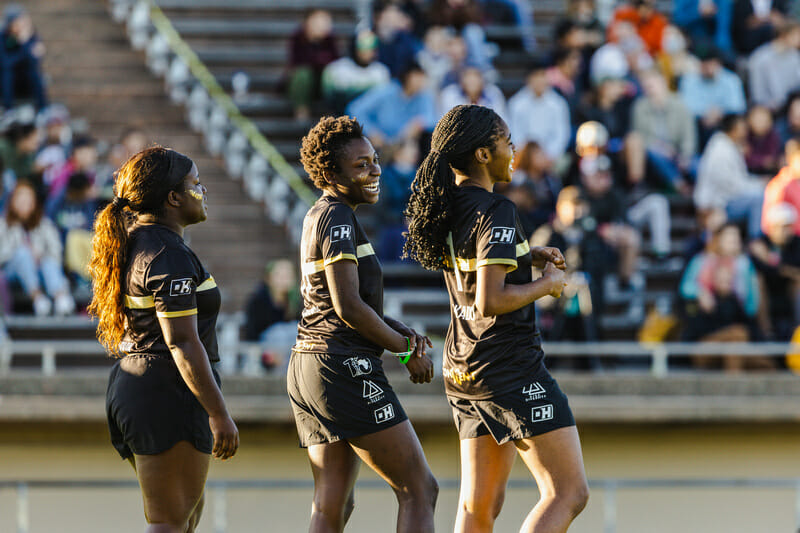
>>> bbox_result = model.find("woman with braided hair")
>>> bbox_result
[89,146,238,532]
[405,105,589,532]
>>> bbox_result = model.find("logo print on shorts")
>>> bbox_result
[169,278,193,296]
[344,357,373,377]
[330,225,353,242]
[522,382,546,402]
[531,404,554,423]
[489,227,515,244]
[374,404,395,423]
[362,380,385,404]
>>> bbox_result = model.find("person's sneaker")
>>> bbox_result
[54,293,75,316]
[33,295,52,317]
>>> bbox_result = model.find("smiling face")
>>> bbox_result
[327,136,381,207]
[485,121,515,185]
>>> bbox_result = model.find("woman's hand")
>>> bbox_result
[542,262,567,298]
[406,353,434,383]
[531,246,566,270]
[209,413,239,460]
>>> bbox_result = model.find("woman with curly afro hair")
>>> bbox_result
[404,105,589,532]
[288,115,438,532]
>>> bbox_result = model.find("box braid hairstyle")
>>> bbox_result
[403,104,506,271]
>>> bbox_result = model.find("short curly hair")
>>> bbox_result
[300,116,365,189]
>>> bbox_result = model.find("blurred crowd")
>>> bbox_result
[0,4,149,318]
[276,0,800,372]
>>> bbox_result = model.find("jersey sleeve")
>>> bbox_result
[318,204,358,267]
[145,250,199,319]
[476,199,520,273]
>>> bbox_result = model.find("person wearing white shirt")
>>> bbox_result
[508,59,571,166]
[438,66,507,121]
[747,21,800,111]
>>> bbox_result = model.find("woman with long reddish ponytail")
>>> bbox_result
[88,146,238,533]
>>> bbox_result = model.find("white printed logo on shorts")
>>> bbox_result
[169,278,194,296]
[362,380,385,404]
[489,227,515,244]
[374,404,395,423]
[344,357,373,377]
[330,225,353,242]
[522,382,546,402]
[531,404,554,422]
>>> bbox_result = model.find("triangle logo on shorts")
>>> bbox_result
[362,380,384,400]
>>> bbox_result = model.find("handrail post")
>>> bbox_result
[213,484,227,533]
[16,482,29,533]
[603,480,617,533]
[651,344,668,377]
[42,346,56,376]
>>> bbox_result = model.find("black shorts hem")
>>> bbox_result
[113,436,213,460]
[297,411,409,448]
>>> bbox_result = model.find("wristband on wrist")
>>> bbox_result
[395,336,413,364]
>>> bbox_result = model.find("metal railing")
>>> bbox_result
[2,477,799,533]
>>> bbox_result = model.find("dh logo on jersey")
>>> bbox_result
[489,226,515,244]
[374,404,395,423]
[531,404,554,422]
[522,382,546,402]
[330,225,353,242]
[454,304,476,321]
[169,278,194,297]
[362,380,385,404]
[344,357,373,377]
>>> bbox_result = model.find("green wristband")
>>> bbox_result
[395,336,413,364]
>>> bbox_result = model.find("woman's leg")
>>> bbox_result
[4,246,42,297]
[454,434,517,533]
[349,420,438,533]
[133,440,211,533]
[39,256,69,297]
[515,426,589,533]
[308,440,360,533]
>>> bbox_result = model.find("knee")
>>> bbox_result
[461,488,506,526]
[554,481,589,518]
[395,472,439,508]
[312,493,351,528]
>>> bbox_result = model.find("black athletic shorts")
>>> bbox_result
[106,354,220,459]
[287,351,408,448]
[448,367,575,445]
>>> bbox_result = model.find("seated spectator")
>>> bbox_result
[321,30,390,115]
[346,62,436,149]
[607,0,669,55]
[45,135,97,208]
[747,21,800,112]
[0,5,47,110]
[695,114,766,239]
[554,1,605,94]
[762,138,800,236]
[427,0,494,74]
[94,127,149,198]
[504,141,560,234]
[680,223,767,371]
[376,138,419,261]
[672,0,734,55]
[590,20,652,86]
[655,25,700,91]
[438,66,506,120]
[731,0,788,55]
[0,120,40,193]
[744,105,781,175]
[417,25,456,90]
[631,68,696,193]
[34,104,71,185]
[482,0,535,52]
[547,47,584,114]
[286,9,339,119]
[678,46,746,148]
[375,4,421,78]
[777,91,800,144]
[0,181,74,316]
[750,203,800,340]
[508,57,571,168]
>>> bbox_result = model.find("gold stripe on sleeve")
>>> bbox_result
[477,258,518,272]
[302,259,325,277]
[516,240,530,257]
[356,243,375,258]
[197,276,217,291]
[323,252,358,267]
[124,294,155,309]
[156,308,198,318]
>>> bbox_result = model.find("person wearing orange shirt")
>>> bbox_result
[607,0,668,55]
[762,138,800,236]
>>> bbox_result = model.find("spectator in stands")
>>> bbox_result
[438,66,506,119]
[376,137,419,260]
[46,135,97,208]
[508,57,570,168]
[744,105,781,175]
[678,45,746,148]
[778,91,800,144]
[321,30,390,115]
[0,5,47,111]
[427,0,494,74]
[607,0,669,55]
[731,0,788,55]
[695,114,766,239]
[672,0,734,55]
[590,21,652,86]
[547,47,584,114]
[286,9,339,120]
[505,141,560,234]
[34,104,71,187]
[554,3,604,94]
[750,203,800,340]
[96,126,148,198]
[375,3,421,78]
[655,25,700,91]
[0,180,74,316]
[762,138,800,236]
[346,62,436,149]
[747,21,800,112]
[417,25,455,90]
[631,68,696,194]
[0,120,40,193]
[680,223,767,371]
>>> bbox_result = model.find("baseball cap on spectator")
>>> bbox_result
[589,45,629,86]
[3,3,24,26]
[575,121,609,156]
[37,104,69,128]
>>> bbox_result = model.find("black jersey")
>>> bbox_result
[294,195,383,357]
[442,186,543,399]
[119,224,221,362]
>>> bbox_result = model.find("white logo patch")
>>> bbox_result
[454,304,476,321]
[169,278,194,296]
[489,227,516,244]
[362,380,385,404]
[344,357,373,377]
[374,404,395,423]
[330,225,353,242]
[532,404,554,422]
[522,382,547,402]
